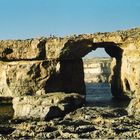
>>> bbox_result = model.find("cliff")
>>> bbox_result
[83,58,111,83]
[0,27,140,118]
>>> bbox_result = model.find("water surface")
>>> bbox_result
[86,82,130,108]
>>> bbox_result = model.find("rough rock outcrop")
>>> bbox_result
[13,93,84,120]
[0,27,140,118]
[0,60,58,97]
[3,107,140,139]
[0,39,46,60]
[0,60,85,97]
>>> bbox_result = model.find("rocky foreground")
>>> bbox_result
[0,105,140,139]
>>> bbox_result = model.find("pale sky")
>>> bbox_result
[0,0,140,57]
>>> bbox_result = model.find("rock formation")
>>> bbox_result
[13,93,84,120]
[83,58,111,83]
[0,27,140,118]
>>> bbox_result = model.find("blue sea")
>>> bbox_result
[86,82,112,102]
[86,82,130,108]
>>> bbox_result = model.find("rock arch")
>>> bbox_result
[59,40,125,99]
[0,27,140,118]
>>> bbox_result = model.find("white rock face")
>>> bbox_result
[83,58,111,83]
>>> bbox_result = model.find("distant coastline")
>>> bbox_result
[83,57,112,83]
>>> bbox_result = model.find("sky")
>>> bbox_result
[0,0,140,57]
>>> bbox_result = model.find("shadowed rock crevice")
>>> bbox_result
[60,59,85,95]
[105,45,125,99]
[45,59,85,95]
[124,78,131,91]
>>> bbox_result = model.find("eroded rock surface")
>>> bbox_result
[0,27,139,119]
[0,38,46,60]
[13,93,84,120]
[1,106,140,139]
[0,60,59,97]
[0,59,85,97]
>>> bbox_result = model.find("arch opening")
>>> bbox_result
[83,43,130,107]
[83,48,112,107]
[44,40,130,107]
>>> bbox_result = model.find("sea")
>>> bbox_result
[86,82,130,108]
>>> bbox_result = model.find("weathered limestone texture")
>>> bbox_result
[0,60,85,97]
[0,38,46,60]
[13,93,84,120]
[0,27,140,118]
[0,60,59,97]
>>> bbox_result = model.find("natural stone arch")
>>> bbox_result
[59,39,126,99]
[0,27,139,118]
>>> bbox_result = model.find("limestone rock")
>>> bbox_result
[127,98,140,119]
[0,38,46,60]
[0,27,140,118]
[45,38,68,59]
[13,93,84,120]
[0,60,59,97]
[2,106,140,139]
[0,59,85,97]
